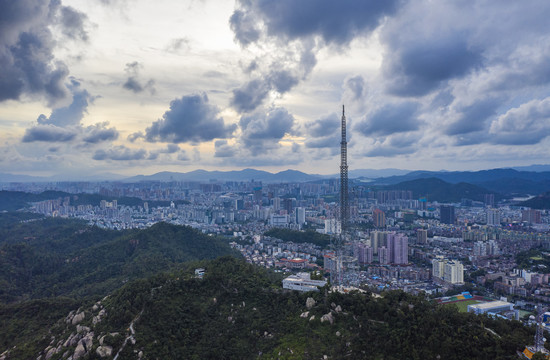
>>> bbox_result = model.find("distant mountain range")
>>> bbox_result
[2,166,550,196]
[370,168,550,195]
[379,177,501,203]
[122,168,323,183]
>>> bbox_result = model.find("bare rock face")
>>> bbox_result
[309,315,316,321]
[73,333,94,360]
[335,305,342,313]
[44,347,56,360]
[73,342,86,360]
[300,311,309,318]
[72,311,85,325]
[306,297,316,310]
[320,312,334,325]
[96,346,113,358]
[76,325,90,333]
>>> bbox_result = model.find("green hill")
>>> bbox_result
[0,215,239,302]
[520,191,550,210]
[383,177,499,203]
[0,190,189,211]
[7,256,532,360]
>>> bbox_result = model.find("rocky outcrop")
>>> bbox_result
[300,311,309,318]
[73,332,94,360]
[306,297,316,309]
[96,345,113,358]
[76,325,90,333]
[71,311,85,325]
[320,312,334,325]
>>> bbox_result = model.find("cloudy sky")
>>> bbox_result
[2,0,550,178]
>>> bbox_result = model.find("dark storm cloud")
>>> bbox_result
[37,80,93,127]
[214,140,237,158]
[93,146,147,161]
[0,0,88,105]
[231,79,270,113]
[123,62,156,95]
[365,134,418,157]
[60,6,88,41]
[230,0,395,113]
[355,102,420,137]
[345,76,365,101]
[22,124,77,143]
[232,0,401,45]
[489,98,550,145]
[127,131,144,142]
[231,54,315,112]
[144,94,236,143]
[229,9,261,47]
[305,113,341,149]
[239,107,295,154]
[147,144,181,160]
[445,97,502,136]
[83,122,119,144]
[384,36,483,97]
[160,144,180,154]
[268,70,299,94]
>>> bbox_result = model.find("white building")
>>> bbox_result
[444,261,464,284]
[282,273,327,292]
[486,208,500,225]
[432,257,464,284]
[295,207,306,225]
[270,214,289,227]
[324,218,341,235]
[467,300,514,315]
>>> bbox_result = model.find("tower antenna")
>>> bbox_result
[331,105,349,288]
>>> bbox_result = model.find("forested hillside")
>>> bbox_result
[12,256,533,360]
[0,214,239,302]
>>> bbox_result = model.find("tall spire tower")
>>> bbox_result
[331,105,349,288]
[340,105,349,234]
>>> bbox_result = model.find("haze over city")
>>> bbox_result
[2,0,550,179]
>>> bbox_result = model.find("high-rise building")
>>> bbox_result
[295,207,306,225]
[378,246,390,264]
[444,261,464,284]
[432,256,446,278]
[283,198,293,215]
[484,194,495,207]
[522,209,542,224]
[440,205,455,225]
[370,231,387,255]
[416,229,428,244]
[387,232,408,264]
[272,197,281,211]
[433,256,464,284]
[373,208,386,228]
[486,208,500,225]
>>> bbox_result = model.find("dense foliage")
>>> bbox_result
[0,297,80,359]
[0,190,188,211]
[0,215,239,302]
[520,191,550,210]
[516,248,550,273]
[381,177,500,203]
[264,228,331,248]
[91,257,533,360]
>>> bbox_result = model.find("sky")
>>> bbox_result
[2,0,550,178]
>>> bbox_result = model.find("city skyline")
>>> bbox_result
[2,1,550,178]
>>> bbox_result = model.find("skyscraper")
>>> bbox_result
[373,208,386,228]
[440,205,455,225]
[416,229,428,244]
[387,232,408,264]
